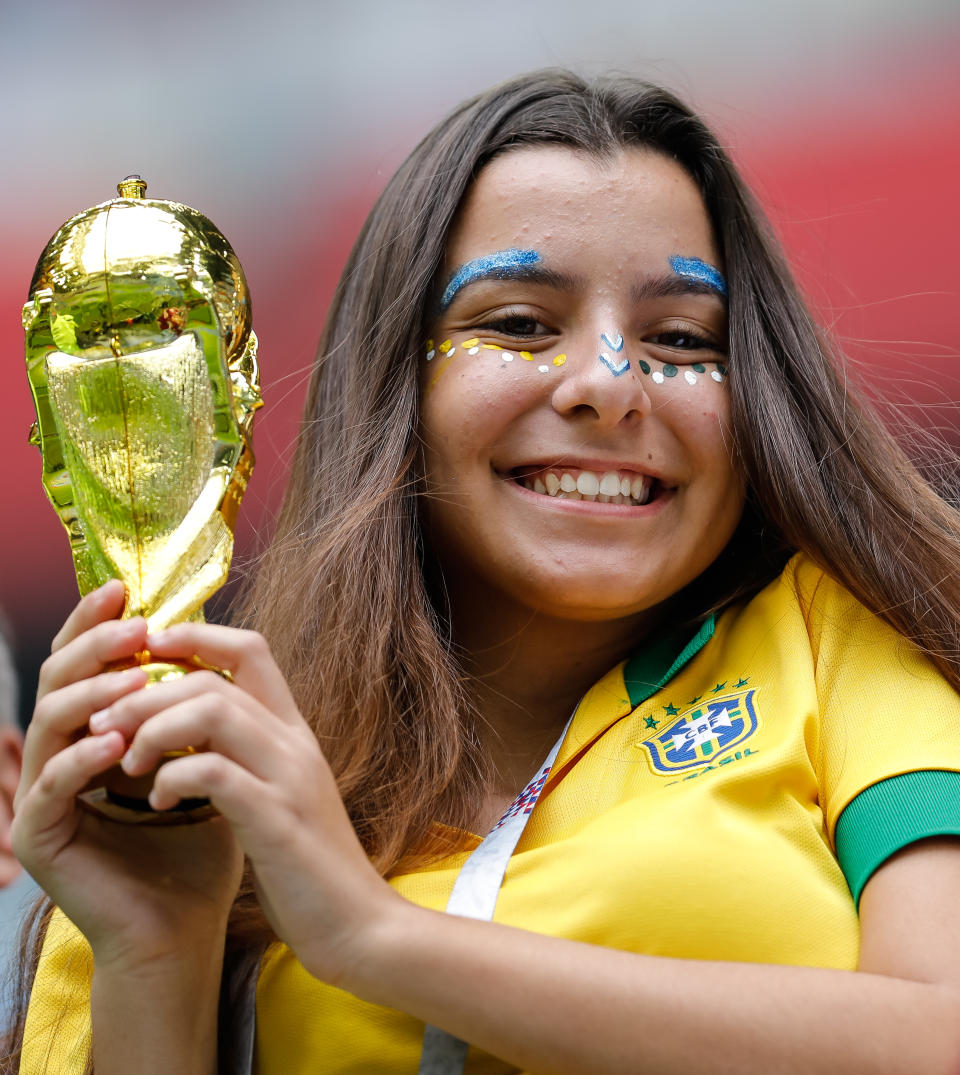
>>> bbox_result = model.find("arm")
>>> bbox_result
[340,839,960,1075]
[13,584,239,1075]
[90,949,222,1075]
[107,624,960,1075]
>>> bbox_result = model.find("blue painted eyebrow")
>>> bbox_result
[440,248,542,310]
[669,256,728,297]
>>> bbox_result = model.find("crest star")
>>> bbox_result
[663,703,680,716]
[710,682,727,693]
[687,695,702,705]
[644,716,660,729]
[734,677,749,688]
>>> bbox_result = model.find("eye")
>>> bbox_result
[646,323,727,355]
[475,310,553,339]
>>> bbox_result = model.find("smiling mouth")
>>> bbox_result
[510,467,662,506]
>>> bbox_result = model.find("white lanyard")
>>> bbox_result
[417,718,572,1075]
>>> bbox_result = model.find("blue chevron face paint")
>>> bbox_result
[600,331,624,352]
[597,330,629,376]
[669,255,728,297]
[440,248,542,310]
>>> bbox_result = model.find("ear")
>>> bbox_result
[0,726,24,887]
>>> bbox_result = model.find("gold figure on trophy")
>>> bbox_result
[23,176,262,821]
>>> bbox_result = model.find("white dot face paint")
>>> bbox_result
[468,346,479,355]
[711,370,723,382]
[501,352,514,362]
[684,370,698,385]
[652,371,665,384]
[538,365,549,373]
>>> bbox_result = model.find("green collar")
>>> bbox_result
[622,614,716,708]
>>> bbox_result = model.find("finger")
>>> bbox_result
[146,625,300,722]
[119,691,294,785]
[37,617,148,701]
[148,751,269,836]
[13,732,126,862]
[89,671,254,742]
[20,667,147,802]
[50,580,127,654]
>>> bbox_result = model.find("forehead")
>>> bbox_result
[445,146,717,266]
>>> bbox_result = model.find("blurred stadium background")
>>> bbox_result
[2,0,958,723]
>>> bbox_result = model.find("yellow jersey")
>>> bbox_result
[23,555,960,1073]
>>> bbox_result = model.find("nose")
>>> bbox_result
[550,330,652,428]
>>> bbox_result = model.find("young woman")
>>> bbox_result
[8,70,960,1074]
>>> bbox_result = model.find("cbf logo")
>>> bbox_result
[643,690,759,775]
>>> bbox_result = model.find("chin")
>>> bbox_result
[511,569,671,624]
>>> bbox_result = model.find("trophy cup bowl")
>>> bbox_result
[23,176,262,823]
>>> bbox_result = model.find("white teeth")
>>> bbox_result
[520,468,656,507]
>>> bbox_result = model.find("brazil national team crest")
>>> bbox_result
[642,689,759,775]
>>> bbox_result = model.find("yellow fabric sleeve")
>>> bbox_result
[791,557,960,844]
[21,910,92,1074]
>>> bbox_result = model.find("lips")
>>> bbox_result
[510,465,663,505]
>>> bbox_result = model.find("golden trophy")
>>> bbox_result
[23,176,262,822]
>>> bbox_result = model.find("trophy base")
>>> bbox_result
[80,658,216,825]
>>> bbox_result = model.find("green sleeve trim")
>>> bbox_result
[835,770,960,908]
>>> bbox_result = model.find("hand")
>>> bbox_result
[12,581,243,970]
[84,619,404,987]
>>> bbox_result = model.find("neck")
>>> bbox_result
[449,591,655,801]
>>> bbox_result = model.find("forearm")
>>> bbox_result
[344,903,960,1075]
[90,947,223,1075]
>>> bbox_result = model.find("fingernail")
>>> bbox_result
[120,750,137,774]
[89,709,111,732]
[147,630,169,646]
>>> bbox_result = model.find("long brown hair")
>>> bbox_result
[6,69,960,1071]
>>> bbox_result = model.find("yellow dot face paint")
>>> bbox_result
[553,354,566,366]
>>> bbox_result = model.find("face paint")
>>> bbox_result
[639,359,726,387]
[424,334,727,392]
[669,255,728,297]
[600,332,623,352]
[440,248,542,310]
[598,330,630,376]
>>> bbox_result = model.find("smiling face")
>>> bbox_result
[420,146,745,626]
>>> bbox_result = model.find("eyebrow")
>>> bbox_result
[667,255,728,297]
[440,249,581,309]
[630,274,729,305]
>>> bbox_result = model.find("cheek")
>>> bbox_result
[422,335,569,397]
[646,376,732,433]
